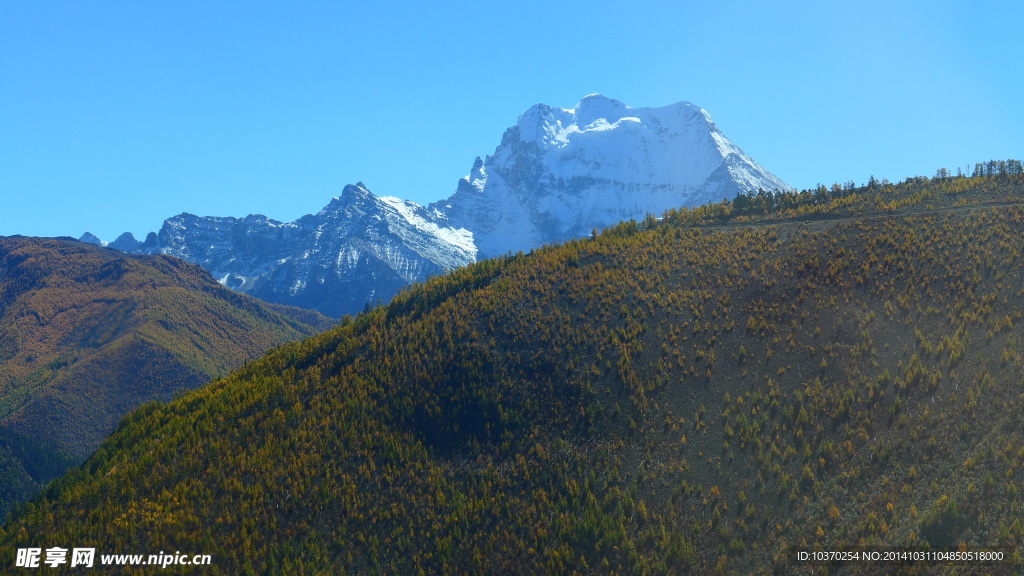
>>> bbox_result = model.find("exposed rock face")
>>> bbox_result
[141,183,475,317]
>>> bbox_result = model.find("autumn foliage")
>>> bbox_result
[4,165,1024,573]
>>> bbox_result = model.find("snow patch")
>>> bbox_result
[377,196,477,258]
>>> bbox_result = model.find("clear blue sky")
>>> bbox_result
[2,0,1021,240]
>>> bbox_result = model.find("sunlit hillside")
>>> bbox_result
[4,164,1024,574]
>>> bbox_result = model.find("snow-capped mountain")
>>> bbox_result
[84,96,789,316]
[433,94,790,258]
[86,183,475,317]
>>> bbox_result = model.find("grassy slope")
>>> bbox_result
[0,237,332,517]
[3,173,1024,574]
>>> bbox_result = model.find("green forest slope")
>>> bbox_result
[0,237,332,518]
[4,167,1024,574]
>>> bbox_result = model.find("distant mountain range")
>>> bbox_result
[83,184,477,318]
[83,95,789,317]
[0,236,331,517]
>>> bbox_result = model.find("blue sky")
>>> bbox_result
[2,0,1021,240]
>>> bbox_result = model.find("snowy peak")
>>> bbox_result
[316,183,476,263]
[318,182,376,214]
[515,95,707,151]
[341,181,375,202]
[572,93,631,126]
[439,95,791,258]
[502,94,761,189]
[515,95,640,149]
[105,183,475,317]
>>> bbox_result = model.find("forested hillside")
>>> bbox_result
[0,237,332,518]
[4,165,1024,574]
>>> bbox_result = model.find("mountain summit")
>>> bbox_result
[90,96,789,315]
[434,94,790,257]
[136,183,476,318]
